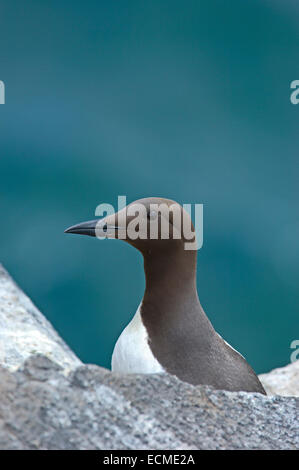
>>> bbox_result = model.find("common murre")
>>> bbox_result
[65,197,266,394]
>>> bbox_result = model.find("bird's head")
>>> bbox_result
[65,197,197,255]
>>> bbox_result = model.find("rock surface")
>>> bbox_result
[0,264,81,372]
[259,361,299,397]
[0,263,298,450]
[0,354,298,450]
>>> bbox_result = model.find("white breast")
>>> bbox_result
[111,305,165,374]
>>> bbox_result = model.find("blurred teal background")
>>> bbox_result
[0,1,298,373]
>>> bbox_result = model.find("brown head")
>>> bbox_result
[65,196,197,272]
[65,197,199,297]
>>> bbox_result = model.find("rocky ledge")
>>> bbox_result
[0,264,298,450]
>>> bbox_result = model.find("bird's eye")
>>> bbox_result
[148,210,157,220]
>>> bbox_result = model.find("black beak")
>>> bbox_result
[64,219,99,237]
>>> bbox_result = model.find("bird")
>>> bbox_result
[65,197,266,394]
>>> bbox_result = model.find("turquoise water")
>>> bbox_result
[0,1,298,373]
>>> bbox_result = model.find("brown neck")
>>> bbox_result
[140,246,215,375]
[142,247,199,309]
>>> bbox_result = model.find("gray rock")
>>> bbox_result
[259,361,299,397]
[0,264,81,373]
[0,263,298,450]
[0,354,297,450]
